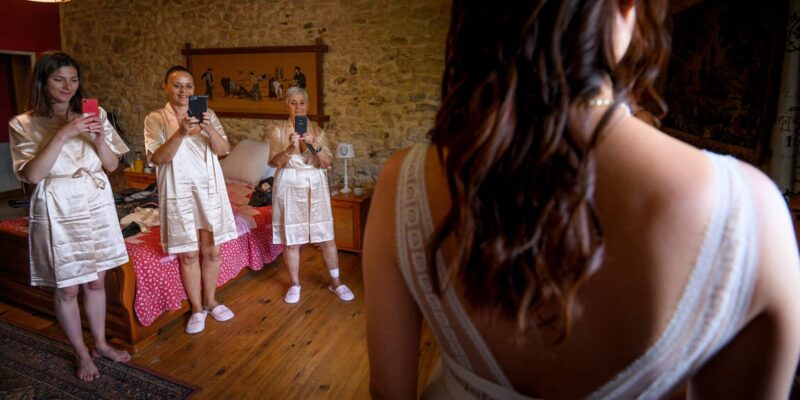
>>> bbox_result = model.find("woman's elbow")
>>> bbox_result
[149,155,166,166]
[17,167,42,185]
[105,159,120,172]
[18,173,41,185]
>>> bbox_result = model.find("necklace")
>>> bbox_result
[587,97,631,116]
[587,98,614,107]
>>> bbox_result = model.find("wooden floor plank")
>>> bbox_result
[0,247,440,399]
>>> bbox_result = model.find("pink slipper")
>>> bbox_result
[209,304,235,322]
[284,285,301,304]
[329,284,355,302]
[185,311,207,334]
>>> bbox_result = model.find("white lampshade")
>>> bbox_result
[336,143,355,159]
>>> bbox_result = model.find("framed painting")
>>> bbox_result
[182,39,329,122]
[661,0,787,164]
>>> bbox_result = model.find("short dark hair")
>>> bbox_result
[27,51,84,117]
[164,65,192,83]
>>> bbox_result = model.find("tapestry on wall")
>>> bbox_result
[662,0,787,164]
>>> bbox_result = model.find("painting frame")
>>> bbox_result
[182,39,329,122]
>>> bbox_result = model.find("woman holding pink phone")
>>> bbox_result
[8,51,131,382]
[144,65,237,334]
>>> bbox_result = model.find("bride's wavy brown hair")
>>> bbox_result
[429,0,670,338]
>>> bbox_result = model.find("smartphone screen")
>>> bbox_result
[294,115,308,135]
[82,98,99,117]
[188,95,208,119]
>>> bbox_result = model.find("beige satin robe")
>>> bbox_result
[143,104,237,254]
[269,120,334,246]
[9,107,130,288]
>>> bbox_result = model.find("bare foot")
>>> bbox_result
[92,343,131,363]
[76,354,100,382]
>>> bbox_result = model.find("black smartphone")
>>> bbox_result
[188,95,208,119]
[294,115,308,135]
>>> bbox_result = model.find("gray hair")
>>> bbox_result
[285,86,308,103]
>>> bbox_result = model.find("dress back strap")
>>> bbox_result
[395,143,513,388]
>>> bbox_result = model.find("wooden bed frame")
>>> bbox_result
[0,223,250,353]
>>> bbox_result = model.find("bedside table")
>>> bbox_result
[330,191,372,253]
[124,170,156,190]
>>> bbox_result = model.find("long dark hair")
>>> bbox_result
[429,0,669,339]
[27,51,85,117]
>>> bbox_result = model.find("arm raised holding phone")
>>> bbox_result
[268,86,354,306]
[143,65,238,333]
[300,128,332,168]
[199,110,230,156]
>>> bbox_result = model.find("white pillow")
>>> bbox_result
[220,139,274,186]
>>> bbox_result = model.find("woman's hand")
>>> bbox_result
[179,114,201,136]
[200,111,212,128]
[287,131,303,153]
[301,133,321,152]
[289,131,302,145]
[58,114,101,141]
[86,119,107,146]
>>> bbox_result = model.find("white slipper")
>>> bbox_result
[209,304,235,322]
[185,311,207,334]
[329,284,355,302]
[284,285,301,304]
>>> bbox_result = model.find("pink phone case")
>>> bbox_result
[82,98,99,117]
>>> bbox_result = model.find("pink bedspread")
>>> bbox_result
[0,218,28,233]
[123,180,283,326]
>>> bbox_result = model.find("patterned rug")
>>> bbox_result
[0,319,198,399]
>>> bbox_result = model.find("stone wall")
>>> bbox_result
[59,0,450,188]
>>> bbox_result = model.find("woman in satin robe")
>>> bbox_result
[269,86,355,304]
[144,66,237,334]
[8,51,131,382]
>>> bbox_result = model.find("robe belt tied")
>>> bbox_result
[49,167,106,189]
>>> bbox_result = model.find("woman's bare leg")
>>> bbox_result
[54,284,98,382]
[178,250,203,314]
[319,240,342,287]
[283,244,301,286]
[82,271,130,363]
[198,229,222,309]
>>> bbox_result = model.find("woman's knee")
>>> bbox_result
[201,245,220,262]
[179,251,200,265]
[55,285,80,300]
[85,278,106,291]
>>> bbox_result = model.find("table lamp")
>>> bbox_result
[336,143,355,193]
